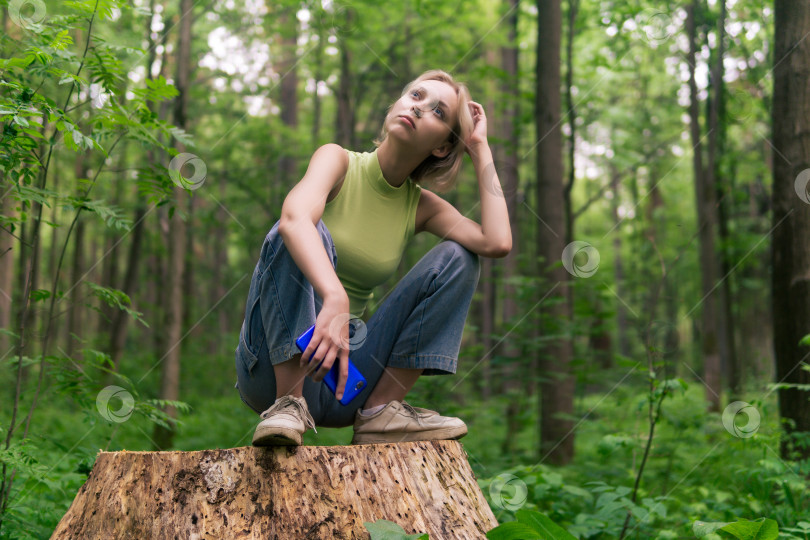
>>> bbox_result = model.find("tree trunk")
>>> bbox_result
[0,171,14,360]
[772,0,810,460]
[336,31,355,149]
[609,165,629,360]
[708,0,740,399]
[153,0,192,450]
[479,255,495,402]
[704,0,737,401]
[686,0,722,412]
[108,0,160,376]
[497,0,522,454]
[52,441,498,539]
[209,177,228,356]
[108,204,146,375]
[535,0,574,465]
[65,217,85,360]
[278,8,298,188]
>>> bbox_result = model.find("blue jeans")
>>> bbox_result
[234,218,480,428]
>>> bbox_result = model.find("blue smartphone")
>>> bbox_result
[295,324,367,406]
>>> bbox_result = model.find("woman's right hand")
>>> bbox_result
[300,290,351,401]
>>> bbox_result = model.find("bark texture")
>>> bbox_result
[772,0,810,459]
[686,0,722,412]
[535,0,575,465]
[52,441,498,539]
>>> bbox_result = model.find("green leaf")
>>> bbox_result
[363,520,429,539]
[85,282,148,327]
[694,519,779,540]
[0,56,35,70]
[29,289,50,302]
[694,521,731,537]
[516,509,577,540]
[799,334,810,347]
[486,522,543,540]
[718,519,778,540]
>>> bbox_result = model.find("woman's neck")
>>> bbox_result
[376,138,428,188]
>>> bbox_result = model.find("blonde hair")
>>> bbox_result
[374,70,474,193]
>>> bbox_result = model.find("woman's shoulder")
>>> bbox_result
[312,143,350,161]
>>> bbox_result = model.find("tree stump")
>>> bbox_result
[51,440,498,539]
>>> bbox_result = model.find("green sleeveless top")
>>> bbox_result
[321,149,422,318]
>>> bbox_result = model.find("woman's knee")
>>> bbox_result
[437,240,480,283]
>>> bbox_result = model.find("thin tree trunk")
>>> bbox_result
[153,0,193,450]
[772,0,810,460]
[311,8,324,146]
[687,0,722,412]
[209,177,228,355]
[66,151,89,360]
[336,29,355,149]
[562,0,578,249]
[609,165,629,360]
[108,204,146,375]
[0,172,14,360]
[535,0,574,465]
[478,257,494,402]
[278,9,298,188]
[108,0,160,376]
[708,0,740,399]
[498,0,521,454]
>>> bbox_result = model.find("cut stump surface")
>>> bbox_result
[51,440,498,539]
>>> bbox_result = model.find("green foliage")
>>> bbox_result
[693,518,778,539]
[487,509,576,540]
[86,282,148,327]
[364,520,429,539]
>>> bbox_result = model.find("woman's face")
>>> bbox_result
[387,79,459,157]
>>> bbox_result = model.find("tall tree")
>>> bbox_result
[153,0,193,450]
[772,0,810,460]
[535,0,574,465]
[498,0,523,455]
[0,175,13,360]
[686,0,722,412]
[109,0,164,375]
[706,0,740,398]
[277,6,299,187]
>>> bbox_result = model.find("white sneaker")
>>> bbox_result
[351,400,467,445]
[252,395,317,446]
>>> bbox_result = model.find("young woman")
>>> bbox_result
[234,69,511,446]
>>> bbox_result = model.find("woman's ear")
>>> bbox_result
[431,141,452,159]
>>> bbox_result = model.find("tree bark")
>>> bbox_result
[108,205,146,375]
[535,0,574,465]
[497,0,522,454]
[609,165,629,360]
[772,0,810,459]
[108,0,160,376]
[52,441,498,539]
[704,0,738,401]
[0,171,14,360]
[336,31,355,149]
[686,0,722,412]
[278,8,298,188]
[152,0,193,450]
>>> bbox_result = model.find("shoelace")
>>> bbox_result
[399,401,424,427]
[261,397,317,434]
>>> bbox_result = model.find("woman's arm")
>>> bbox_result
[279,143,352,398]
[279,143,348,302]
[415,102,512,258]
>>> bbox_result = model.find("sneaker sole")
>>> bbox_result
[252,426,302,446]
[350,425,467,445]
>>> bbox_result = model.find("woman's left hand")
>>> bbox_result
[465,101,488,155]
